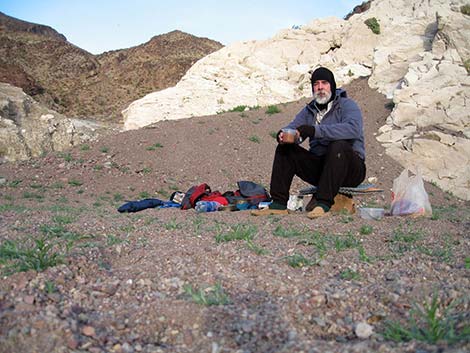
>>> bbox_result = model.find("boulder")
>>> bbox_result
[376,1,470,199]
[384,136,470,200]
[122,17,371,130]
[0,83,102,162]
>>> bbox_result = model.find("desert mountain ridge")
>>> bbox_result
[0,11,66,41]
[0,11,223,120]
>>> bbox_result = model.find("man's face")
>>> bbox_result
[312,80,331,104]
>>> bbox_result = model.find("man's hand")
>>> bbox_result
[277,129,300,144]
[296,125,315,140]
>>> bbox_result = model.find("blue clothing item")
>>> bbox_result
[160,201,182,208]
[117,198,164,213]
[285,88,365,160]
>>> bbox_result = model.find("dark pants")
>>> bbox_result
[269,140,366,208]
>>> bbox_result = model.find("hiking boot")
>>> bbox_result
[307,206,330,219]
[330,194,355,214]
[251,208,289,216]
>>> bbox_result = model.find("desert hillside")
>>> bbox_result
[0,78,469,353]
[0,2,469,351]
[0,11,222,120]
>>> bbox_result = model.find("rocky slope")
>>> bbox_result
[0,83,107,162]
[0,11,222,120]
[122,0,470,200]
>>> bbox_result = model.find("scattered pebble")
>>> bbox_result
[81,325,96,337]
[355,322,374,339]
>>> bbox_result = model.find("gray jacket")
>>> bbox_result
[285,88,365,159]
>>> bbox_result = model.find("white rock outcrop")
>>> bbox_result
[123,0,470,199]
[376,3,470,200]
[122,16,374,130]
[0,83,102,162]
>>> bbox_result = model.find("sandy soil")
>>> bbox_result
[0,78,469,353]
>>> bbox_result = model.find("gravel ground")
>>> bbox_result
[0,78,469,353]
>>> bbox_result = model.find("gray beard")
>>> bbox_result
[313,91,332,105]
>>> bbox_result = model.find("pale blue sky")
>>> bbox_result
[1,0,362,54]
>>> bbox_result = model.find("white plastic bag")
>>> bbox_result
[390,169,432,217]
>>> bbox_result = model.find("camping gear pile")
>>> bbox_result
[118,181,270,213]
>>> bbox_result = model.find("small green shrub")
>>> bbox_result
[0,238,64,274]
[333,232,358,251]
[39,223,84,241]
[228,105,247,112]
[383,292,470,344]
[80,144,90,151]
[100,146,109,153]
[52,215,76,224]
[215,224,257,243]
[51,182,64,189]
[265,105,281,115]
[392,226,423,243]
[364,17,380,34]
[138,191,151,199]
[273,225,303,238]
[248,135,260,143]
[146,143,163,151]
[44,280,57,294]
[59,152,73,162]
[358,244,371,263]
[285,253,315,268]
[360,225,373,235]
[23,191,44,200]
[464,58,470,74]
[68,179,83,187]
[40,223,67,236]
[461,4,470,16]
[298,231,327,258]
[340,213,354,223]
[0,240,21,262]
[340,268,360,280]
[183,282,230,306]
[8,180,22,187]
[113,193,124,202]
[246,240,269,255]
[163,219,182,230]
[0,204,27,213]
[106,234,128,246]
[156,189,170,198]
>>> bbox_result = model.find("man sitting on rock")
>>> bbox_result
[252,67,366,218]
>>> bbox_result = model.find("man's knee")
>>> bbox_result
[275,143,299,157]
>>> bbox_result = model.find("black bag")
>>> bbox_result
[237,181,271,206]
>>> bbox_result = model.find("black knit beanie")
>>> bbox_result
[310,67,336,102]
